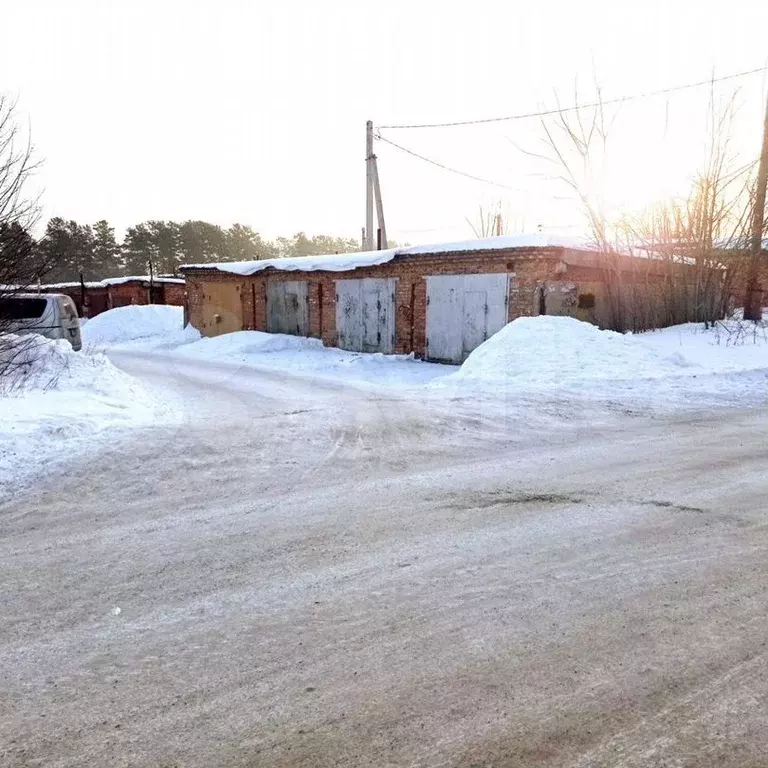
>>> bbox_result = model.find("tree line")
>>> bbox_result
[14,218,370,283]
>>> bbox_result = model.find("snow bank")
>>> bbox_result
[0,334,176,494]
[443,315,768,408]
[82,305,200,349]
[451,316,687,386]
[173,331,450,389]
[175,330,324,361]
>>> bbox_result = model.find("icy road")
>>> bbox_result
[2,353,768,767]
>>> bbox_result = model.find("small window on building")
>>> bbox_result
[578,292,596,309]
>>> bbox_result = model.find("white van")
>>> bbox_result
[0,293,82,351]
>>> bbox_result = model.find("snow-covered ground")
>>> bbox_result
[85,305,767,409]
[438,315,768,410]
[83,306,450,389]
[3,306,767,495]
[0,332,180,494]
[172,331,450,389]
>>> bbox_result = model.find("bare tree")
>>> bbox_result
[466,201,508,238]
[743,94,768,321]
[528,83,756,331]
[0,95,47,377]
[0,96,41,285]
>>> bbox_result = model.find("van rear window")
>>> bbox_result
[0,297,48,320]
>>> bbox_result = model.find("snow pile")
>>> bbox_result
[173,331,449,389]
[82,305,200,349]
[451,316,688,386]
[443,315,768,408]
[1,334,144,402]
[1,334,80,393]
[175,330,324,360]
[1,333,176,494]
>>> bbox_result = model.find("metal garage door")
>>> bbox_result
[335,278,396,354]
[425,274,509,363]
[200,281,244,337]
[267,281,310,336]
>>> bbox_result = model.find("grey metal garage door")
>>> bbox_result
[267,281,310,336]
[425,274,509,363]
[335,278,396,354]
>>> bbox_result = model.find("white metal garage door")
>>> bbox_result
[267,281,310,336]
[425,274,509,363]
[335,278,396,354]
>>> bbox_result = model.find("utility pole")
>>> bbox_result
[371,153,388,249]
[744,93,768,321]
[364,120,388,250]
[365,120,374,251]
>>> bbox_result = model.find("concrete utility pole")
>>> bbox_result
[371,154,388,249]
[744,93,768,321]
[364,120,388,250]
[365,120,374,251]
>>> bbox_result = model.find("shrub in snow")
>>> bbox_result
[0,332,138,396]
[0,334,67,392]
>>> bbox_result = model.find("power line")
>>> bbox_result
[378,66,768,130]
[376,134,527,192]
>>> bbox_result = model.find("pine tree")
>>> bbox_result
[178,220,228,264]
[122,223,156,276]
[92,220,122,276]
[36,218,96,282]
[147,221,181,274]
[225,223,278,261]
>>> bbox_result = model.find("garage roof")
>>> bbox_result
[179,234,595,276]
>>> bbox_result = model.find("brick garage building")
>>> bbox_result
[104,277,186,309]
[38,276,186,319]
[181,235,707,364]
[40,282,109,318]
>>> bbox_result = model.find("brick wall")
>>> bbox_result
[183,249,569,356]
[108,282,148,308]
[163,283,186,306]
[183,248,717,356]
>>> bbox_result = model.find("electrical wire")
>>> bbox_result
[376,134,527,191]
[378,66,767,130]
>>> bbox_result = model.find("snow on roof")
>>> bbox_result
[41,281,107,289]
[181,247,401,277]
[101,275,185,285]
[400,233,592,255]
[34,276,185,289]
[180,234,594,276]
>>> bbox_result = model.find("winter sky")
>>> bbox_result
[2,0,767,244]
